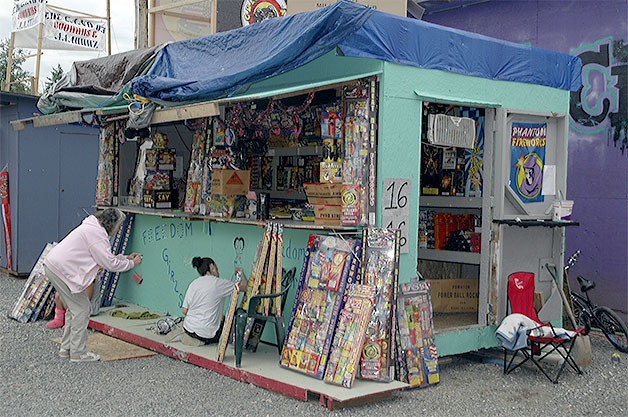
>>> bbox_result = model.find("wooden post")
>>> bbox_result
[33,22,44,95]
[148,0,155,47]
[136,0,149,48]
[211,0,217,34]
[4,32,15,91]
[106,0,112,55]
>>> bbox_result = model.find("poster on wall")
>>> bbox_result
[509,122,546,203]
[241,0,287,27]
[152,0,215,44]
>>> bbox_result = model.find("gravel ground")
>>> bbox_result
[1,271,626,417]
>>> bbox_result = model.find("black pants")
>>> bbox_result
[184,317,225,345]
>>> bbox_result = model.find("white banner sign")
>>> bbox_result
[43,9,108,51]
[11,0,46,32]
[12,5,108,52]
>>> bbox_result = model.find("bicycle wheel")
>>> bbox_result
[571,293,591,334]
[594,306,628,353]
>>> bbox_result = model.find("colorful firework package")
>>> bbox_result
[359,228,400,382]
[395,279,440,387]
[280,235,362,379]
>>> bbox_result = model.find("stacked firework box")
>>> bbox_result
[9,243,56,323]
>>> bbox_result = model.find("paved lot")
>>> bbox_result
[1,271,626,416]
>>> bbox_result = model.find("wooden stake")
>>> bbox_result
[4,32,15,91]
[106,0,112,55]
[33,23,44,95]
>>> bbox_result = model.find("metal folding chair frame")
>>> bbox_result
[503,272,584,383]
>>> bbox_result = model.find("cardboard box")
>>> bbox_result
[211,170,250,195]
[314,204,341,226]
[428,279,479,313]
[143,190,172,209]
[304,182,342,204]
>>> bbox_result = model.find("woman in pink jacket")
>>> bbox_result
[44,208,143,363]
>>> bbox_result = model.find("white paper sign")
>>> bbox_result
[542,165,556,196]
[382,178,411,253]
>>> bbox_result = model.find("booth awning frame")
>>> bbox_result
[11,71,381,131]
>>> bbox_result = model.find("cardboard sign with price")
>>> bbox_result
[382,178,410,253]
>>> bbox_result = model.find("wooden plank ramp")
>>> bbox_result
[88,305,409,411]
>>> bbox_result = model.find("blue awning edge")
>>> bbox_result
[339,10,582,92]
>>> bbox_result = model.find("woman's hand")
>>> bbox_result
[129,253,143,266]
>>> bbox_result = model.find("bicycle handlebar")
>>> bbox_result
[565,250,581,271]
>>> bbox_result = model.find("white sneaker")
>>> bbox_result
[69,351,101,363]
[58,348,70,358]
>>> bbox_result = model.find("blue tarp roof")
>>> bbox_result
[132,0,582,104]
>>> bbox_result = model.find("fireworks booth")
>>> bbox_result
[11,1,581,409]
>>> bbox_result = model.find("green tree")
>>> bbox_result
[44,63,64,92]
[0,38,32,94]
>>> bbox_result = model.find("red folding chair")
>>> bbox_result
[503,272,584,383]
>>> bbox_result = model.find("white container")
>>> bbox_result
[552,200,574,221]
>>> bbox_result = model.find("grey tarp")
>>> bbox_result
[37,46,162,114]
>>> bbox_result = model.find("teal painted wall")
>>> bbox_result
[118,215,313,318]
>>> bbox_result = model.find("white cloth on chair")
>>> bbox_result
[496,313,540,350]
[497,313,577,351]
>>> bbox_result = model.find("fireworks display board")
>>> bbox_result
[359,228,400,382]
[280,235,362,379]
[341,78,378,226]
[240,222,286,352]
[98,214,135,307]
[9,243,56,323]
[184,123,208,213]
[395,279,440,387]
[324,284,375,388]
[95,123,116,206]
[241,222,273,345]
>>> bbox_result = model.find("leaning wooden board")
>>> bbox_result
[216,275,244,362]
[242,222,274,344]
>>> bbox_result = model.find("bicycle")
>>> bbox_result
[567,251,628,353]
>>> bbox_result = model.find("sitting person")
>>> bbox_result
[181,257,248,345]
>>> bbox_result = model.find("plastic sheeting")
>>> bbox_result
[132,0,581,105]
[340,10,582,92]
[38,46,161,114]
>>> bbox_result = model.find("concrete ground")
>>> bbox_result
[1,270,626,417]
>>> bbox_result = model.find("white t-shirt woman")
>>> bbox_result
[182,257,247,343]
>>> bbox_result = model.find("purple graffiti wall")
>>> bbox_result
[423,0,628,321]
